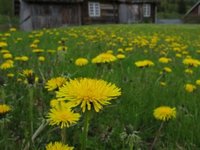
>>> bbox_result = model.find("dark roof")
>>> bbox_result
[22,0,159,3]
[184,1,200,17]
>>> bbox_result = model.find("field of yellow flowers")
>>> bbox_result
[0,24,200,150]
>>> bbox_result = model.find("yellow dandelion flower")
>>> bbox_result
[135,60,154,68]
[163,67,172,73]
[21,56,29,61]
[0,42,8,48]
[185,69,193,74]
[160,82,167,86]
[196,50,200,54]
[57,46,67,51]
[14,57,21,61]
[75,58,88,66]
[0,60,14,70]
[7,73,14,78]
[3,53,12,59]
[33,39,40,44]
[196,80,200,86]
[182,51,188,55]
[0,104,11,115]
[183,58,200,67]
[185,84,196,93]
[4,33,11,37]
[153,106,176,121]
[46,141,74,150]
[30,44,38,48]
[22,69,33,77]
[47,105,80,128]
[32,49,44,53]
[176,53,182,58]
[17,78,23,82]
[106,50,113,54]
[158,57,172,63]
[125,47,133,52]
[117,48,124,53]
[47,49,56,53]
[0,49,9,54]
[15,56,29,61]
[116,54,126,59]
[9,28,16,32]
[38,56,45,62]
[45,77,67,91]
[92,53,117,64]
[56,78,121,112]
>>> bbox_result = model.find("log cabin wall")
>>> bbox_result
[20,1,81,30]
[82,0,118,25]
[119,2,155,23]
[31,3,81,29]
[20,0,158,30]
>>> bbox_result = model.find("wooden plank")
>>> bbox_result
[100,4,114,10]
[30,3,81,29]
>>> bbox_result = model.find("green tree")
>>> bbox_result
[178,0,187,14]
[0,0,13,16]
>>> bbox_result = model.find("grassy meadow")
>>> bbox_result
[0,24,200,150]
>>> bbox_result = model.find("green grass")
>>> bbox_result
[0,24,200,149]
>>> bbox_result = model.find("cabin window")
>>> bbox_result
[88,2,101,17]
[143,4,151,17]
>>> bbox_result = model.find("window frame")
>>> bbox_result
[143,4,151,17]
[88,2,101,17]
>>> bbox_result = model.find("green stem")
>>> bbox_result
[61,127,66,144]
[28,86,34,148]
[150,122,164,150]
[0,86,6,102]
[129,142,133,150]
[81,110,91,150]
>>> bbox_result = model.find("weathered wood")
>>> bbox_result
[20,0,33,31]
[183,1,200,23]
[21,2,81,30]
[20,0,158,30]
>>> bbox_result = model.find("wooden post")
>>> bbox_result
[20,0,32,31]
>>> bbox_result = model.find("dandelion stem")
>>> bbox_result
[24,120,49,150]
[81,110,91,150]
[150,121,164,150]
[28,86,34,148]
[61,127,67,144]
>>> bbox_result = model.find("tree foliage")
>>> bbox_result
[0,0,13,16]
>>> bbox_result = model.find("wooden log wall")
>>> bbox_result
[82,1,118,24]
[119,3,155,23]
[31,3,81,29]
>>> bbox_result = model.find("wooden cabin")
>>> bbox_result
[20,0,159,31]
[183,1,200,23]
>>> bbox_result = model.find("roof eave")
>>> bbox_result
[184,1,200,18]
